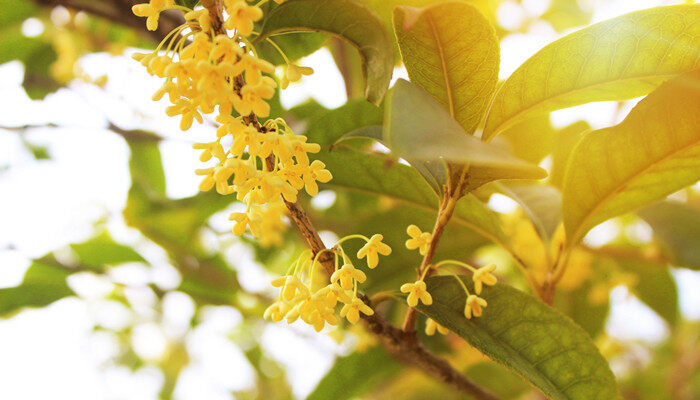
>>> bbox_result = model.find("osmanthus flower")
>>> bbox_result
[301,160,333,196]
[472,264,498,294]
[223,0,264,36]
[464,295,487,319]
[132,0,175,31]
[405,224,432,255]
[357,234,392,269]
[400,280,433,307]
[330,264,367,290]
[281,64,314,89]
[425,318,449,336]
[340,296,374,324]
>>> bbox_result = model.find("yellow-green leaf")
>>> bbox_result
[393,1,499,134]
[483,4,700,140]
[562,70,700,245]
[397,276,618,400]
[255,0,393,104]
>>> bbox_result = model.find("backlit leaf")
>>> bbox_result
[562,70,700,245]
[638,201,700,270]
[495,182,562,243]
[70,231,145,267]
[255,0,393,104]
[622,260,679,327]
[0,257,74,316]
[399,276,618,400]
[384,80,547,189]
[483,5,700,140]
[393,1,499,134]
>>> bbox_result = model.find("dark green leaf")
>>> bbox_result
[255,0,393,104]
[398,276,618,400]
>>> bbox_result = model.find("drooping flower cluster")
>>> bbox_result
[401,225,500,332]
[131,0,325,247]
[264,235,391,331]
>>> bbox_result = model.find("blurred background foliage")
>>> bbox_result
[0,0,698,399]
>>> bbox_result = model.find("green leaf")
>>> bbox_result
[307,347,402,400]
[562,70,700,245]
[384,80,547,189]
[255,32,327,65]
[483,4,700,140]
[393,1,499,134]
[70,231,145,267]
[555,280,610,338]
[126,134,166,197]
[316,148,510,249]
[400,276,618,400]
[0,258,74,316]
[500,115,556,164]
[0,0,39,27]
[305,99,383,146]
[619,260,679,327]
[638,201,700,270]
[255,0,393,104]
[465,361,531,399]
[495,182,562,243]
[549,121,590,188]
[123,133,233,250]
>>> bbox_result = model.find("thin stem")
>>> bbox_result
[434,260,477,273]
[402,194,458,332]
[265,37,291,64]
[335,234,370,246]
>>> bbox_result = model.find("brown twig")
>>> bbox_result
[31,0,183,42]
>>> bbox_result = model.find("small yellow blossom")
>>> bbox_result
[405,225,432,255]
[223,0,263,36]
[281,64,314,89]
[425,318,449,336]
[340,297,374,324]
[302,160,333,196]
[330,264,366,290]
[464,295,487,319]
[400,280,432,307]
[357,234,392,269]
[132,0,174,31]
[472,264,498,294]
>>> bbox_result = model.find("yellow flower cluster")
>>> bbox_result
[131,0,326,247]
[401,225,500,330]
[264,235,391,331]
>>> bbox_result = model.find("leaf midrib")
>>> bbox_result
[569,134,700,244]
[486,72,678,139]
[414,288,570,399]
[426,12,455,118]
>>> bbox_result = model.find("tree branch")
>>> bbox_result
[31,0,183,42]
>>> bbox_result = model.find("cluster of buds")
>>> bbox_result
[401,225,499,335]
[264,235,391,331]
[131,0,327,247]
